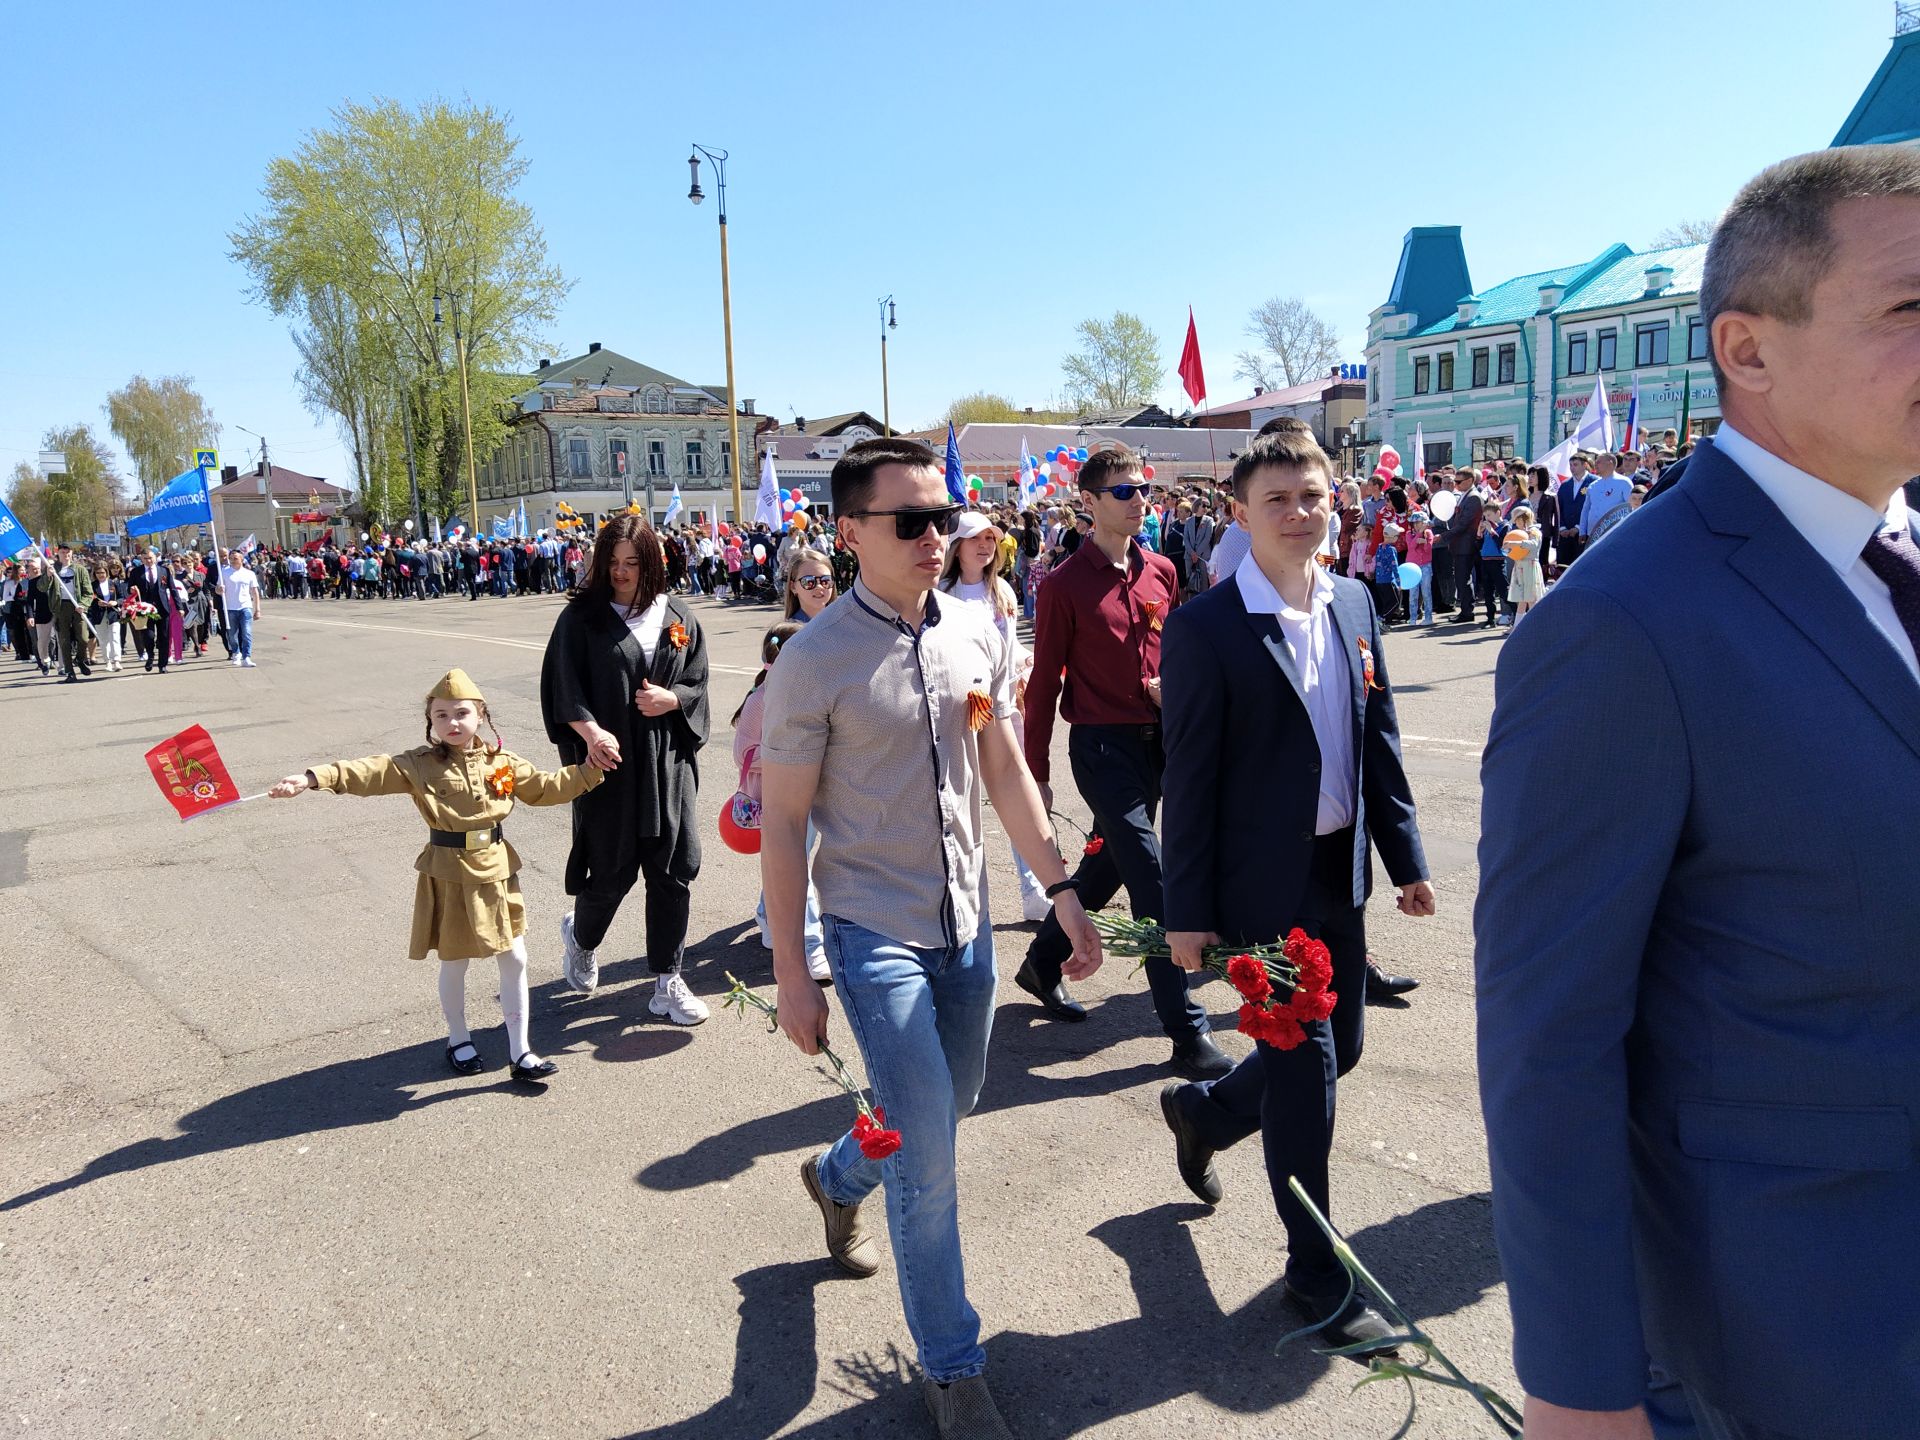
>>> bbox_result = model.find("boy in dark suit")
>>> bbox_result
[1157,426,1435,1353]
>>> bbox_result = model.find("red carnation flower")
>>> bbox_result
[853,1106,902,1161]
[1226,954,1273,1003]
[1083,835,1105,857]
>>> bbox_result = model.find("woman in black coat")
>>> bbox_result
[540,514,711,1022]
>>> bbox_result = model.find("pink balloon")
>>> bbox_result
[1142,464,1155,481]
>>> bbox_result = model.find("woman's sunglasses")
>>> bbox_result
[1085,483,1153,502]
[848,505,964,540]
[793,574,835,592]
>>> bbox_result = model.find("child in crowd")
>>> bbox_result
[731,622,828,980]
[1371,519,1403,628]
[1503,504,1545,625]
[1404,510,1435,625]
[269,668,605,1083]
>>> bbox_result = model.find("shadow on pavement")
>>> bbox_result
[616,1194,1503,1439]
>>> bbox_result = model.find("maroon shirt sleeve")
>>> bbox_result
[1022,558,1073,784]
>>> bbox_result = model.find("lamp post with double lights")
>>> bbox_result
[433,289,481,535]
[878,295,897,435]
[688,145,743,526]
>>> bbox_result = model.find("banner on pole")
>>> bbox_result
[144,725,245,823]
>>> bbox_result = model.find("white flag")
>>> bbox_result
[755,449,782,530]
[1412,425,1426,484]
[1538,434,1579,481]
[1018,434,1037,508]
[1572,377,1613,453]
[663,483,683,527]
[241,534,258,554]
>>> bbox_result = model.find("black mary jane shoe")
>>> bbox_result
[446,1041,485,1076]
[509,1053,558,1083]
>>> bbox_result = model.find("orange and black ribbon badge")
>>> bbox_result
[1356,637,1383,692]
[667,621,689,651]
[966,689,994,733]
[488,763,516,798]
[1140,598,1164,633]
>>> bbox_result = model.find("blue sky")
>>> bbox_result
[0,0,1899,491]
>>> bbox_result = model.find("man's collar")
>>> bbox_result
[1235,548,1333,617]
[1715,422,1909,571]
[850,576,941,632]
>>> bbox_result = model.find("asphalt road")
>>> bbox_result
[0,588,1516,1439]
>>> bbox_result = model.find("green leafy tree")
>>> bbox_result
[941,392,1080,428]
[103,375,219,502]
[6,461,47,539]
[229,98,568,523]
[40,424,124,541]
[1061,312,1163,412]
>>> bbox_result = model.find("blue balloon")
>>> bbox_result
[1397,562,1422,590]
[1076,447,1088,461]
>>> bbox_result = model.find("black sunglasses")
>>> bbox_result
[1085,483,1153,502]
[793,574,835,591]
[848,504,964,540]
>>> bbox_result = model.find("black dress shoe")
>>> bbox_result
[1365,960,1419,1003]
[1286,1284,1403,1361]
[1014,957,1086,1022]
[509,1054,558,1082]
[1159,1082,1223,1204]
[1170,1033,1234,1080]
[446,1041,484,1075]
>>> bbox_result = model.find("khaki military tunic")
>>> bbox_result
[309,744,603,960]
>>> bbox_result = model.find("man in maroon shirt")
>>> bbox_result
[1019,445,1228,1078]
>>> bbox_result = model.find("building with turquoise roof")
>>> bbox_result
[1364,9,1919,472]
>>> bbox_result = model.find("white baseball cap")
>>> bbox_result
[954,511,1001,542]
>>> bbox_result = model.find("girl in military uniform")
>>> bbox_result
[268,668,605,1081]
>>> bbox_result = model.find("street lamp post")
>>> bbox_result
[877,295,897,435]
[433,289,481,535]
[1347,416,1363,479]
[688,145,743,526]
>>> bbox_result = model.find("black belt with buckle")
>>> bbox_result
[429,825,503,851]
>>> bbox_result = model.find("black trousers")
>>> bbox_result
[1183,829,1367,1296]
[1477,556,1504,624]
[1027,724,1208,1044]
[1431,546,1456,611]
[571,832,696,973]
[1447,547,1479,619]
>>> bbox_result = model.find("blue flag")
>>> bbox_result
[0,495,31,559]
[125,467,212,537]
[490,514,512,540]
[943,424,966,506]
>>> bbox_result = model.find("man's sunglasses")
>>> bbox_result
[1084,483,1153,501]
[793,574,835,592]
[847,504,964,540]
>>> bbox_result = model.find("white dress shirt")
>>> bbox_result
[616,594,670,666]
[1715,423,1918,681]
[1210,520,1252,584]
[1236,551,1356,833]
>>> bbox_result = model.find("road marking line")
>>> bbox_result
[1402,733,1484,752]
[277,612,759,674]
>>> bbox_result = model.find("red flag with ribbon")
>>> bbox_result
[145,725,246,822]
[1178,308,1207,407]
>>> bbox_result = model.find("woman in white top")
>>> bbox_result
[938,510,1050,921]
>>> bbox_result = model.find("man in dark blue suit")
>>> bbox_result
[127,547,178,673]
[1478,145,1920,1440]
[1156,427,1434,1352]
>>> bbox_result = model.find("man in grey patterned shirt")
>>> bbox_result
[761,437,1101,1440]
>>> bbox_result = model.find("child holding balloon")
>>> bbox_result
[1404,511,1436,624]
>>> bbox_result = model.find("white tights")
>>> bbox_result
[437,937,537,1063]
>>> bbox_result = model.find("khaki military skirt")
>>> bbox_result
[409,875,527,960]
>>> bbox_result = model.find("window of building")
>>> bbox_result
[567,438,590,480]
[1597,329,1618,371]
[685,440,704,477]
[719,439,732,478]
[643,387,667,414]
[1471,436,1516,462]
[1470,348,1490,388]
[1497,343,1516,385]
[1369,369,1379,403]
[1437,353,1455,392]
[1413,356,1432,395]
[1568,333,1590,375]
[1424,441,1452,473]
[1635,322,1670,367]
[608,438,628,480]
[1687,316,1709,361]
[646,439,667,476]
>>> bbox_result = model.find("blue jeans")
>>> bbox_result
[1411,563,1433,622]
[756,823,825,960]
[814,909,997,1383]
[229,608,253,660]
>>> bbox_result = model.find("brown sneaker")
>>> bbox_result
[800,1153,881,1277]
[923,1375,1015,1439]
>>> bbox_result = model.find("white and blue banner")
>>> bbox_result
[663,483,684,527]
[125,467,213,538]
[0,495,32,559]
[490,514,512,540]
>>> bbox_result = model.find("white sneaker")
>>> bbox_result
[807,950,832,983]
[758,921,774,951]
[1021,890,1053,924]
[559,912,598,994]
[232,656,243,666]
[649,971,709,1026]
[242,657,257,667]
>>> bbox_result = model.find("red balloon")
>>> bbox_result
[718,806,761,854]
[1142,464,1155,481]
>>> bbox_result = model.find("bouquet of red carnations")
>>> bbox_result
[1087,915,1336,1050]
[722,972,901,1159]
[120,597,159,630]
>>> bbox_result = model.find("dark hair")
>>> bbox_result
[1527,464,1551,489]
[831,436,940,516]
[1701,145,1920,392]
[731,620,806,725]
[1256,415,1315,439]
[573,513,667,617]
[1078,443,1143,493]
[1229,429,1334,502]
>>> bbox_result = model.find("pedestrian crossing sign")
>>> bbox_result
[194,448,218,472]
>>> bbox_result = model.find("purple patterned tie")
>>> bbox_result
[1860,528,1920,658]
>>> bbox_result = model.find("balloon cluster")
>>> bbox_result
[779,487,812,522]
[1030,445,1156,499]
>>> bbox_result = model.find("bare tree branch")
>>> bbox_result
[1240,297,1342,390]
